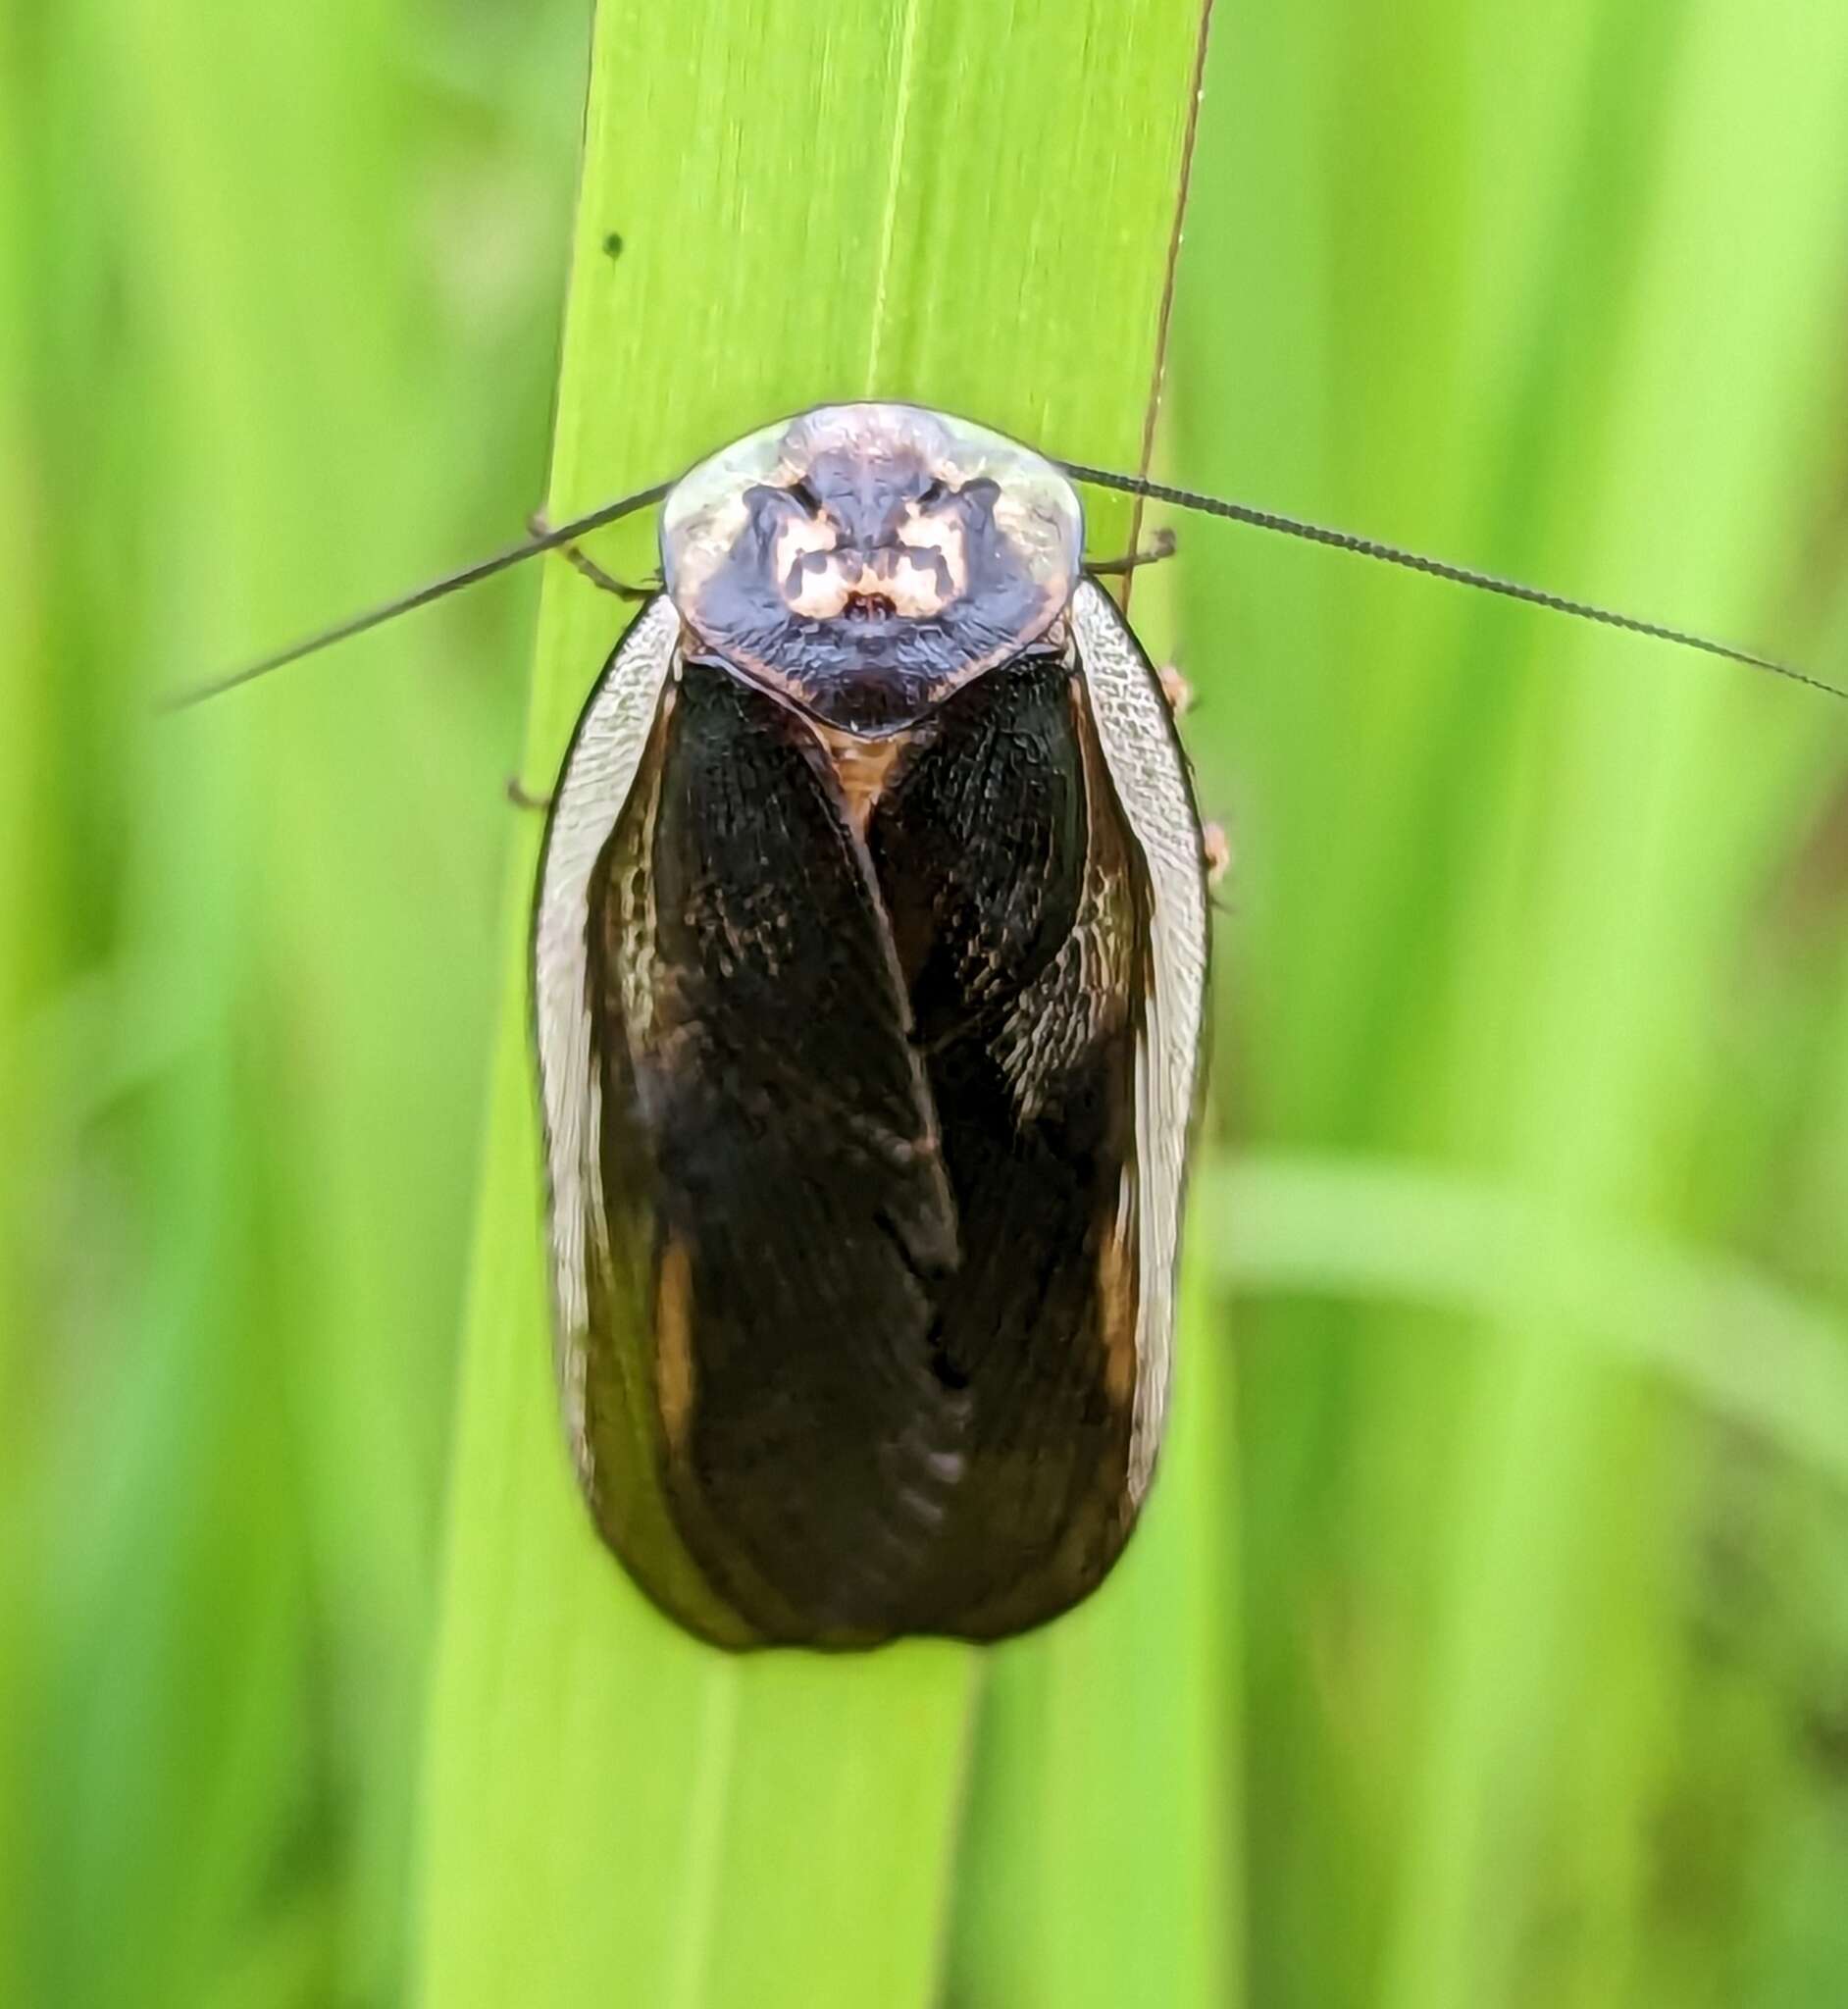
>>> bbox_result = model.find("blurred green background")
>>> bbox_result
[5,2,1848,2006]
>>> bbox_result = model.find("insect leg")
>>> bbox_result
[505,775,554,813]
[526,510,656,601]
[1155,662,1194,714]
[1087,526,1178,579]
[1203,820,1231,888]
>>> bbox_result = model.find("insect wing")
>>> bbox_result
[533,597,749,1642]
[1067,579,1211,1493]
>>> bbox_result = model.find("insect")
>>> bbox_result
[533,405,1207,1646]
[171,401,1843,1650]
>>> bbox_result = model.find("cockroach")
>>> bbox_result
[167,400,1843,1648]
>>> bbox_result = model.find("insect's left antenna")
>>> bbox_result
[158,478,676,712]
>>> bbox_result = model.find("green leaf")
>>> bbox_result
[416,6,1217,2007]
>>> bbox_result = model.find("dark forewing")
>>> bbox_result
[582,654,973,1643]
[534,598,748,1640]
[864,652,1151,1635]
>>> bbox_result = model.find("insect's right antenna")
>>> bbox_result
[159,477,676,712]
[1062,461,1848,705]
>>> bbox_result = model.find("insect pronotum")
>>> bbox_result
[170,400,1845,1650]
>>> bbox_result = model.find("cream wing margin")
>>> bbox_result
[532,594,680,1480]
[1068,578,1209,1496]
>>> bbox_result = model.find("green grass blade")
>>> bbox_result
[1169,6,1848,2006]
[5,4,589,2004]
[1203,1153,1848,1485]
[417,6,1214,2007]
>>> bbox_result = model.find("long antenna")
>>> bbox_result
[158,478,674,710]
[1060,461,1848,705]
[166,452,1846,712]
